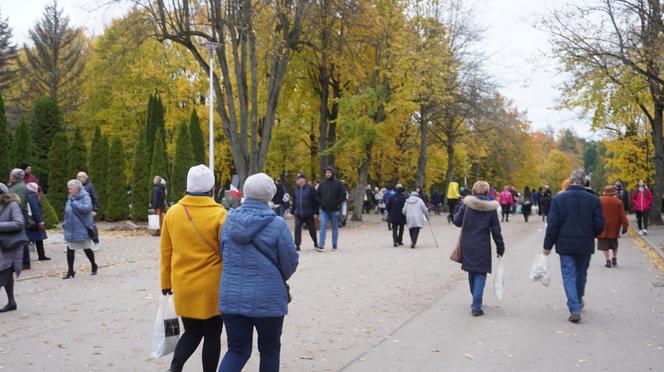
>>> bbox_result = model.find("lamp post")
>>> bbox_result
[204,42,222,175]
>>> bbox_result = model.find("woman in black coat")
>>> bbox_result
[453,180,505,316]
[25,183,50,261]
[386,185,407,247]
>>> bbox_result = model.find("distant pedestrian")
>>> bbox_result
[499,186,514,222]
[630,179,652,235]
[614,180,630,213]
[151,176,167,231]
[522,186,533,222]
[364,185,374,214]
[160,165,227,372]
[77,172,100,216]
[271,178,286,217]
[291,173,319,251]
[447,177,461,223]
[387,185,407,247]
[453,180,505,317]
[532,187,541,213]
[431,190,442,215]
[17,162,40,193]
[25,183,50,261]
[540,186,552,221]
[8,169,29,270]
[383,186,396,230]
[315,166,346,251]
[375,187,385,214]
[62,180,98,279]
[543,170,604,323]
[219,173,299,372]
[402,190,429,248]
[0,183,24,313]
[598,186,628,268]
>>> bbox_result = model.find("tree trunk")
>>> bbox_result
[649,102,664,225]
[352,149,372,221]
[442,134,456,209]
[416,114,428,189]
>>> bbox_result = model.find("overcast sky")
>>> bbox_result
[0,0,594,138]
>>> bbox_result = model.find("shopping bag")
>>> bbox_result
[494,257,504,299]
[151,294,181,358]
[148,214,160,231]
[529,254,551,287]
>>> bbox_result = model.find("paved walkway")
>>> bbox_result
[0,214,663,371]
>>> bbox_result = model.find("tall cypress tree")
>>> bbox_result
[47,132,70,219]
[0,94,14,178]
[9,118,34,172]
[105,136,128,221]
[145,94,156,166]
[155,95,165,141]
[170,121,195,202]
[68,126,88,177]
[150,129,169,182]
[131,129,150,221]
[89,128,109,220]
[189,109,205,165]
[31,96,63,181]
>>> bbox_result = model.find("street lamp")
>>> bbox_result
[204,42,222,175]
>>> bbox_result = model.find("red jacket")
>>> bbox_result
[630,187,652,212]
[499,190,513,205]
[598,195,628,239]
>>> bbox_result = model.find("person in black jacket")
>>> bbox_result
[453,181,504,317]
[291,173,319,251]
[614,180,630,213]
[544,170,605,324]
[386,185,407,247]
[25,183,50,261]
[315,166,346,251]
[151,176,167,232]
[77,172,100,216]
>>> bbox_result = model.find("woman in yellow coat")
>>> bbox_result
[160,165,227,372]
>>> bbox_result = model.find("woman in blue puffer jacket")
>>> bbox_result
[62,180,98,279]
[218,173,299,372]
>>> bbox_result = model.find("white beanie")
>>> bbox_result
[243,173,276,203]
[186,165,215,193]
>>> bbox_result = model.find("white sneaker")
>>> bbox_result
[638,230,644,236]
[644,229,648,235]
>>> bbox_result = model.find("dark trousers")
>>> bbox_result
[34,240,48,259]
[22,244,29,267]
[0,268,15,305]
[447,199,458,221]
[409,227,421,245]
[636,211,649,230]
[392,223,405,244]
[66,248,97,274]
[220,314,284,372]
[500,204,511,220]
[170,315,223,372]
[294,215,317,247]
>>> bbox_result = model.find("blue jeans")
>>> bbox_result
[559,254,592,314]
[219,314,284,372]
[319,209,340,248]
[468,272,487,311]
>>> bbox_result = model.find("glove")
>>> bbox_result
[497,246,505,257]
[161,288,172,296]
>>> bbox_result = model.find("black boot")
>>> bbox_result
[84,249,98,275]
[63,248,75,279]
[36,241,51,261]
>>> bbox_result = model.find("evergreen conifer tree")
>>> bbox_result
[0,94,14,177]
[41,195,59,227]
[131,129,150,221]
[145,94,156,166]
[47,132,70,219]
[9,118,34,172]
[170,121,195,202]
[88,126,108,218]
[31,96,63,180]
[105,136,129,221]
[189,109,205,165]
[68,126,88,177]
[150,129,169,182]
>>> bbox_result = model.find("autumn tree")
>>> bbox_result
[141,0,307,185]
[131,128,150,220]
[88,126,109,219]
[0,10,17,90]
[0,94,12,177]
[18,0,86,116]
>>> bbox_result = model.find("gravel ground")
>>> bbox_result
[0,213,663,371]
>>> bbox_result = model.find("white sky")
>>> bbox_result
[1,0,594,138]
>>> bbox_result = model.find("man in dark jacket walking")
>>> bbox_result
[315,166,346,251]
[544,169,605,324]
[151,176,167,233]
[291,173,319,251]
[77,172,100,216]
[386,185,407,246]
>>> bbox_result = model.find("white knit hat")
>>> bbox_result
[243,173,276,203]
[186,165,215,193]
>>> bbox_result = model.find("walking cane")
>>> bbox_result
[427,218,439,248]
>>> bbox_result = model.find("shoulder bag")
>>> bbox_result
[0,205,30,252]
[71,207,99,244]
[450,205,469,263]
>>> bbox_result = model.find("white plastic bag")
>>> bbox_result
[148,214,161,230]
[529,254,551,287]
[151,294,181,358]
[494,257,504,299]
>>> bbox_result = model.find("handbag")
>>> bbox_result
[0,205,29,252]
[450,205,469,263]
[71,208,99,244]
[25,202,38,230]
